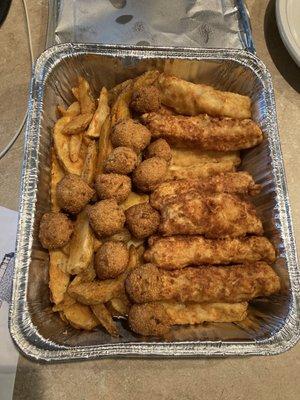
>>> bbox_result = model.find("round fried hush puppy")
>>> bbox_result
[87,199,125,237]
[144,139,172,163]
[95,174,131,203]
[39,212,73,250]
[126,263,161,303]
[95,241,129,279]
[128,303,171,336]
[131,85,161,114]
[104,147,138,175]
[56,174,95,214]
[111,119,151,153]
[125,203,160,239]
[132,157,168,192]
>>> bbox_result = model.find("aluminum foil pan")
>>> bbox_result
[10,44,300,362]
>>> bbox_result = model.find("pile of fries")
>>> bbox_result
[42,70,280,337]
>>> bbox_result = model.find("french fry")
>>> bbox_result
[53,116,83,175]
[93,237,102,252]
[97,115,112,174]
[66,209,94,274]
[72,87,79,100]
[49,250,70,305]
[81,140,98,185]
[86,87,110,139]
[108,79,133,105]
[103,228,131,243]
[50,151,64,212]
[78,76,96,115]
[109,296,131,317]
[91,304,119,337]
[70,263,96,286]
[61,113,93,135]
[69,132,83,162]
[62,303,99,330]
[53,293,76,312]
[111,82,133,127]
[58,101,81,118]
[120,192,149,210]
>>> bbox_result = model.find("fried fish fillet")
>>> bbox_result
[157,73,251,119]
[159,193,263,238]
[129,302,248,336]
[142,113,263,151]
[170,148,241,168]
[150,172,260,210]
[144,236,276,269]
[126,262,280,304]
[166,161,237,180]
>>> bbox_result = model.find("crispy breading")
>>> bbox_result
[129,302,248,336]
[150,172,260,210]
[157,73,251,119]
[144,236,276,269]
[166,160,236,180]
[126,262,280,304]
[91,304,119,337]
[142,113,263,151]
[159,193,263,238]
[170,148,240,168]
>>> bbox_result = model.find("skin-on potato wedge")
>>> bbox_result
[86,87,110,139]
[109,79,133,105]
[109,296,131,317]
[66,209,94,274]
[52,293,76,312]
[93,237,102,252]
[69,133,83,163]
[62,303,99,330]
[58,101,81,118]
[91,304,119,337]
[51,151,65,212]
[120,192,149,211]
[53,116,83,175]
[78,76,96,115]
[70,263,96,287]
[111,82,133,127]
[97,115,112,174]
[81,140,98,185]
[49,250,70,305]
[61,113,93,136]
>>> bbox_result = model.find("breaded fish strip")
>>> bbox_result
[126,262,280,304]
[166,161,236,180]
[150,172,260,210]
[142,113,263,151]
[129,302,248,336]
[158,73,251,119]
[144,236,276,269]
[159,193,263,238]
[171,148,241,168]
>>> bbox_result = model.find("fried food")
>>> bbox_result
[97,115,112,174]
[131,85,161,114]
[91,304,119,337]
[39,212,73,250]
[150,172,260,210]
[129,302,248,336]
[71,262,96,285]
[87,199,125,237]
[111,81,133,127]
[111,119,151,153]
[66,209,94,275]
[133,70,160,90]
[159,193,263,238]
[104,146,138,175]
[109,296,131,316]
[57,101,80,117]
[49,250,70,304]
[144,236,276,269]
[103,228,132,243]
[132,157,168,192]
[142,113,263,151]
[144,139,172,163]
[126,262,280,304]
[171,148,240,168]
[56,173,95,214]
[51,151,65,212]
[95,173,131,203]
[61,113,93,136]
[157,73,251,119]
[86,87,110,138]
[95,241,129,279]
[69,133,83,163]
[166,160,237,180]
[125,203,160,239]
[120,191,149,210]
[78,76,96,115]
[109,79,133,105]
[81,140,98,185]
[62,303,98,330]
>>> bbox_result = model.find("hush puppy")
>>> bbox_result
[111,119,151,153]
[104,147,138,175]
[39,212,73,249]
[125,203,160,239]
[95,174,131,203]
[95,241,129,279]
[144,139,172,163]
[132,157,168,192]
[87,199,125,237]
[131,85,161,114]
[56,174,95,214]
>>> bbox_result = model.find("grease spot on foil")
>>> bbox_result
[115,15,133,24]
[109,0,126,9]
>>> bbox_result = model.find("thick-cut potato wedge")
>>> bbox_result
[62,303,99,330]
[68,278,124,304]
[111,82,133,127]
[51,151,64,212]
[78,76,96,115]
[86,87,110,138]
[53,116,83,175]
[53,293,76,312]
[61,113,93,136]
[97,115,112,174]
[109,79,133,105]
[49,250,70,305]
[120,192,149,210]
[66,210,94,274]
[49,249,69,274]
[70,263,96,287]
[103,228,132,243]
[109,296,131,317]
[91,304,119,337]
[133,70,160,91]
[81,140,98,184]
[69,132,83,162]
[93,237,102,252]
[72,87,79,100]
[58,101,81,117]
